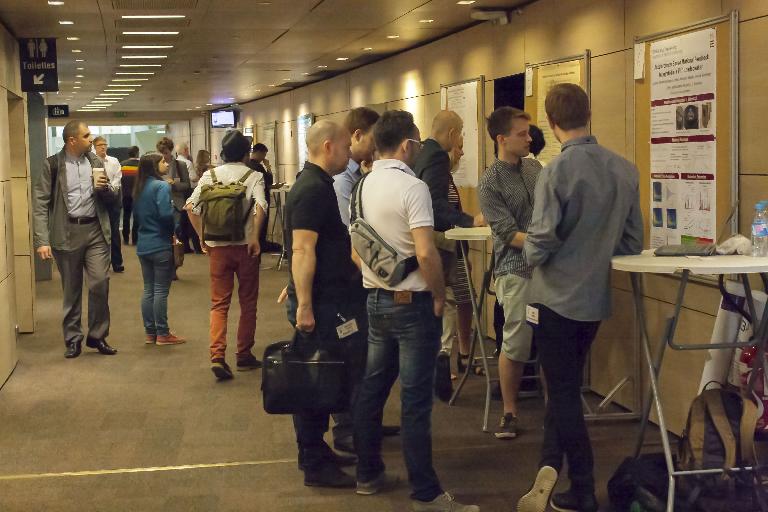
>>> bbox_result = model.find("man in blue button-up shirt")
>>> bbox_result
[517,84,643,512]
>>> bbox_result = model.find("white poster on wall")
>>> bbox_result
[441,80,480,188]
[535,60,581,164]
[297,113,314,173]
[649,28,717,248]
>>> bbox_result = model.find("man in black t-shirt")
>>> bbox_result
[285,120,363,488]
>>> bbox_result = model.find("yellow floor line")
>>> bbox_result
[0,444,499,482]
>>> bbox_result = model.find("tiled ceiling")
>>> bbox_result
[0,0,528,113]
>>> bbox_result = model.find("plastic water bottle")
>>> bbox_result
[751,201,768,257]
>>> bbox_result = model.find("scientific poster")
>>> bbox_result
[535,60,581,164]
[441,80,480,188]
[649,28,717,247]
[297,113,314,172]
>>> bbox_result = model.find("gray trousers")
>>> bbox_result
[52,222,111,345]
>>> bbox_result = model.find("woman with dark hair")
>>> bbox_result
[133,154,186,346]
[684,104,699,130]
[192,149,212,189]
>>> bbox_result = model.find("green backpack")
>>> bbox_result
[198,168,255,242]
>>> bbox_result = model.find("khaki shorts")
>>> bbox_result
[495,273,533,363]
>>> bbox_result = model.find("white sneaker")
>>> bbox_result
[412,492,480,512]
[517,466,558,512]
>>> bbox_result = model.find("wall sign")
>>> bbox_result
[47,104,69,118]
[19,38,58,92]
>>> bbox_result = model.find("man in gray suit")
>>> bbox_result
[33,120,119,358]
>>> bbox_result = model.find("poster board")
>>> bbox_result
[634,13,738,249]
[440,77,485,188]
[524,52,590,165]
[297,113,314,173]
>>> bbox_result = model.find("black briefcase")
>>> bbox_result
[261,332,350,415]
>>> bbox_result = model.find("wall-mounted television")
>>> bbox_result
[211,109,238,128]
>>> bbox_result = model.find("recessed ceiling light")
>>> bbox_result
[74,81,81,84]
[119,64,162,67]
[66,36,79,41]
[108,83,141,87]
[103,89,135,92]
[121,55,167,59]
[419,19,435,23]
[75,74,84,78]
[121,15,186,19]
[317,65,327,68]
[48,1,64,5]
[336,57,349,61]
[302,72,310,75]
[195,106,201,109]
[58,20,74,25]
[112,78,149,81]
[282,77,291,81]
[73,86,81,88]
[206,103,213,106]
[99,93,130,96]
[269,84,276,87]
[115,72,154,75]
[76,67,84,70]
[457,0,475,4]
[122,31,179,35]
[387,34,400,39]
[71,49,82,53]
[121,45,173,49]
[254,89,261,92]
[362,47,373,51]
[75,59,84,62]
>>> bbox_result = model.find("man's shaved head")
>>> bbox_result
[431,110,463,137]
[306,119,350,175]
[430,110,464,153]
[307,120,344,155]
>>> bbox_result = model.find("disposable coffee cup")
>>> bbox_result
[92,168,106,186]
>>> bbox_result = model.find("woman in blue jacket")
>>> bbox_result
[133,154,186,345]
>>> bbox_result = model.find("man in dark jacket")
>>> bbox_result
[413,110,484,232]
[413,110,485,401]
[120,146,140,245]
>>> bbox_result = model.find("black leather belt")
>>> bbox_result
[68,216,97,225]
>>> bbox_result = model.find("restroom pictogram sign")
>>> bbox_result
[19,38,58,92]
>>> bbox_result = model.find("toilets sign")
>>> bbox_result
[19,38,58,92]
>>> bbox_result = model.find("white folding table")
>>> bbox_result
[444,227,497,431]
[612,251,768,512]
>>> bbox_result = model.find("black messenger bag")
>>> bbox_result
[261,331,350,415]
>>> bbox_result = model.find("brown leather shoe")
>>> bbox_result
[156,333,186,346]
[145,334,156,344]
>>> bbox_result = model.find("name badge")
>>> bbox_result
[526,305,539,325]
[336,319,359,339]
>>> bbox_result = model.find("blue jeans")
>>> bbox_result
[139,249,173,336]
[354,289,443,502]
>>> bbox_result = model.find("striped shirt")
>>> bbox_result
[478,157,542,279]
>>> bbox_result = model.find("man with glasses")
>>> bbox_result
[352,111,478,512]
[33,120,119,358]
[92,136,124,272]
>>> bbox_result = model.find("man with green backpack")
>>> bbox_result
[186,130,268,380]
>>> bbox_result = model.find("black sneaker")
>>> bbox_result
[550,490,599,512]
[494,413,518,439]
[303,462,355,488]
[435,351,453,402]
[236,353,263,371]
[211,359,233,380]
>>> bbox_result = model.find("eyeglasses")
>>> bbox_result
[406,138,423,150]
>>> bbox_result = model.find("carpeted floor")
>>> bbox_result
[0,246,650,511]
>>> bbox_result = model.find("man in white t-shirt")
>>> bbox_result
[92,136,124,272]
[352,110,479,512]
[185,130,267,380]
